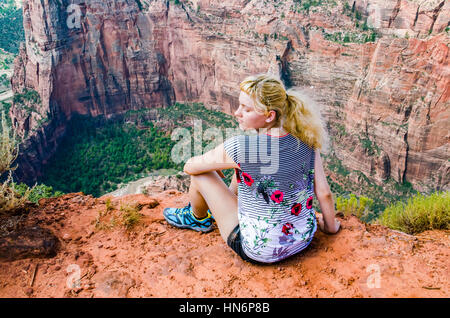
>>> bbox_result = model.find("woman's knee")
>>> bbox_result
[190,171,220,187]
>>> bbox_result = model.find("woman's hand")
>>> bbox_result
[317,213,340,234]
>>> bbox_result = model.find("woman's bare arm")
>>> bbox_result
[313,151,340,234]
[229,170,238,195]
[184,143,239,175]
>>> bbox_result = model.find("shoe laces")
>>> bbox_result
[178,203,192,215]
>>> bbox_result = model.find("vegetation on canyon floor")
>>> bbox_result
[35,102,237,198]
[38,114,178,197]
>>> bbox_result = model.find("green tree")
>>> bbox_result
[0,0,24,54]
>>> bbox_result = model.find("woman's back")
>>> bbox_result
[224,132,317,263]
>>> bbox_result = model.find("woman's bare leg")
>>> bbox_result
[188,179,209,219]
[188,171,239,242]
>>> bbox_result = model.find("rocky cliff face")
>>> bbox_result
[9,0,449,192]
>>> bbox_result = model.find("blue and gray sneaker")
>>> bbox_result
[163,202,214,233]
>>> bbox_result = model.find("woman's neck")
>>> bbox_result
[258,126,289,137]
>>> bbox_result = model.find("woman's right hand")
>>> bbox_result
[317,214,341,234]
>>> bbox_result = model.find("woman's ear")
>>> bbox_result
[265,110,277,123]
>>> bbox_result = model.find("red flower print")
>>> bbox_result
[241,172,254,186]
[306,196,313,209]
[271,190,284,203]
[282,223,294,236]
[291,203,302,216]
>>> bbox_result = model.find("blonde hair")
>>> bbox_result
[239,73,328,150]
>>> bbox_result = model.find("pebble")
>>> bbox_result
[25,288,33,296]
[73,287,83,294]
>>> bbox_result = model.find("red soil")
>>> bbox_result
[0,191,448,298]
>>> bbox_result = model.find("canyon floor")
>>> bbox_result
[0,190,448,298]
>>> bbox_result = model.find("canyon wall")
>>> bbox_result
[9,0,449,192]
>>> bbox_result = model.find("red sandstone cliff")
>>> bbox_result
[9,0,449,192]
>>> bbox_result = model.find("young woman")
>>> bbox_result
[163,74,340,264]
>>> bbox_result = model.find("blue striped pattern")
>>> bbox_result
[224,133,317,263]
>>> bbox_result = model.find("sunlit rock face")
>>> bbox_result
[10,0,449,192]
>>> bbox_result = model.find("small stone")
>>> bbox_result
[25,288,33,296]
[73,287,83,294]
[54,265,61,271]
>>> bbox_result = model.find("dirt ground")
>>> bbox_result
[0,190,448,298]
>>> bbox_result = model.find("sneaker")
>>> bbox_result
[163,202,214,233]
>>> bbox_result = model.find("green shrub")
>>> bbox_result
[377,191,450,234]
[0,73,9,87]
[336,193,374,220]
[10,182,64,204]
[13,89,41,105]
[120,202,143,230]
[0,110,36,215]
[0,101,12,131]
[135,0,143,10]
